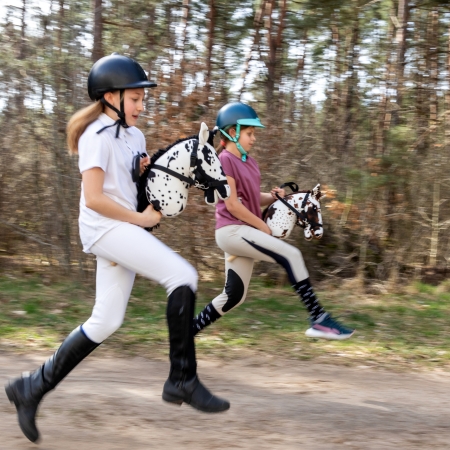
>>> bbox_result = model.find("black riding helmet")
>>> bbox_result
[88,53,157,137]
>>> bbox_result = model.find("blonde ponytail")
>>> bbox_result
[66,101,103,154]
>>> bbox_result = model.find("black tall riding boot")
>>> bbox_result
[162,286,230,413]
[5,327,100,443]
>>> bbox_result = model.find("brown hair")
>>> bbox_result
[216,125,251,153]
[66,101,104,154]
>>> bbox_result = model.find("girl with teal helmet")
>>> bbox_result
[192,102,355,342]
[215,102,265,161]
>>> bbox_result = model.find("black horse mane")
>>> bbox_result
[149,134,198,166]
[149,130,217,165]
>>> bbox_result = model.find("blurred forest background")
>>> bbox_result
[1,0,450,289]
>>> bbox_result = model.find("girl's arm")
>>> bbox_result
[260,193,274,207]
[224,176,271,235]
[260,187,286,207]
[83,167,161,228]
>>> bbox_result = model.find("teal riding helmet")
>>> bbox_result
[216,102,265,162]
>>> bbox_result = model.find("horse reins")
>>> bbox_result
[151,164,196,186]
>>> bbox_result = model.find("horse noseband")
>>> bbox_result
[275,191,322,230]
[296,192,309,227]
[191,142,227,190]
[193,175,228,191]
[297,199,323,230]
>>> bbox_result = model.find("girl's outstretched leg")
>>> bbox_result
[162,286,230,412]
[214,225,355,340]
[5,326,100,442]
[293,277,325,321]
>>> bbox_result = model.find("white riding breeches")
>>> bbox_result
[82,222,197,343]
[211,224,309,315]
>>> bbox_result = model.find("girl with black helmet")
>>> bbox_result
[192,102,354,340]
[5,54,229,444]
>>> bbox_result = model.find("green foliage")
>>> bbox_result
[386,125,415,149]
[1,276,450,369]
[415,281,437,295]
[1,0,450,287]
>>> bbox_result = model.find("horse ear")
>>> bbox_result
[198,122,209,147]
[312,184,321,200]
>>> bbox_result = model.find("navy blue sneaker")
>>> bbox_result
[305,313,355,340]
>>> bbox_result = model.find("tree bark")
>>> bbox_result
[262,0,287,116]
[15,0,26,113]
[92,0,103,62]
[205,0,216,107]
[375,3,396,156]
[238,0,267,101]
[341,8,359,158]
[393,0,409,125]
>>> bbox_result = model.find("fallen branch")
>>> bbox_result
[0,220,61,249]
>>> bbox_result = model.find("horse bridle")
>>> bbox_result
[275,182,322,230]
[150,139,227,191]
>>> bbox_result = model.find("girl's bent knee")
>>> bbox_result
[217,268,246,313]
[287,246,303,263]
[82,318,124,343]
[167,263,198,295]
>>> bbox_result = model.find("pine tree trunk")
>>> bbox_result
[263,0,287,119]
[392,0,409,125]
[205,0,216,107]
[375,3,396,156]
[341,9,359,158]
[92,0,103,62]
[238,0,266,101]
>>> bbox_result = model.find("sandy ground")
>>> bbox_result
[1,352,450,450]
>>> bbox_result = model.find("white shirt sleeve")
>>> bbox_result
[138,128,147,153]
[78,127,111,174]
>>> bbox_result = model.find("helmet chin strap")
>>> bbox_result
[96,90,129,137]
[219,124,247,162]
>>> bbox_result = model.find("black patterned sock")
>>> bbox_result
[192,302,221,336]
[293,278,326,322]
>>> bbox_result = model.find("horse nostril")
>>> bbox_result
[314,230,323,239]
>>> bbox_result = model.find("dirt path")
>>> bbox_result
[1,353,450,450]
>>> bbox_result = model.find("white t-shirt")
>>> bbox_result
[78,113,146,253]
